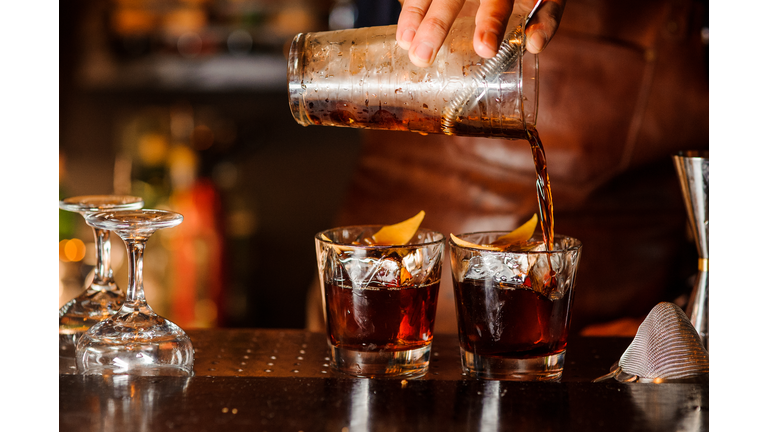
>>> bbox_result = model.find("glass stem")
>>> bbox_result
[125,239,148,308]
[92,227,114,286]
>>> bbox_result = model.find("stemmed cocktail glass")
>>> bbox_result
[59,195,144,363]
[76,209,194,376]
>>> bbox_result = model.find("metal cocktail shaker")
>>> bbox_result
[673,150,708,351]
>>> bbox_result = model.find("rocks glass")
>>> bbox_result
[315,226,444,377]
[76,209,194,376]
[450,233,582,380]
[58,195,144,361]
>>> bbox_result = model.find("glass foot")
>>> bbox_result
[461,349,566,381]
[330,344,431,378]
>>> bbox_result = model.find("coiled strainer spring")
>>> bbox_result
[441,1,542,135]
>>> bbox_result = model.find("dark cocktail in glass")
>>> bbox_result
[316,225,444,377]
[450,232,582,380]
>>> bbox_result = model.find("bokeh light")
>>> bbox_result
[137,133,169,166]
[59,238,87,262]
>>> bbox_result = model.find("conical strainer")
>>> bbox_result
[593,302,709,383]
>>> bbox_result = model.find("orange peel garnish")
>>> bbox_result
[490,214,538,247]
[450,214,538,251]
[371,210,425,246]
[450,233,505,251]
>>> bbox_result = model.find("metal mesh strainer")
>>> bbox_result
[594,302,709,383]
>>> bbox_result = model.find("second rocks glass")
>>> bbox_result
[450,232,582,381]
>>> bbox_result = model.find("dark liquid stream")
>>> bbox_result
[526,127,554,251]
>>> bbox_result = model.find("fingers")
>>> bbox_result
[396,0,565,67]
[472,0,516,58]
[524,0,566,54]
[396,0,430,50]
[397,0,466,67]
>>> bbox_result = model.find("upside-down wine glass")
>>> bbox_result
[76,209,194,376]
[59,195,144,365]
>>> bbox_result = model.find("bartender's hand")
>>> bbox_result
[396,0,566,67]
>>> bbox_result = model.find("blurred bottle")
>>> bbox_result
[114,103,227,328]
[59,153,76,241]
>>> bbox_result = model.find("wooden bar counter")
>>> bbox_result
[59,329,708,431]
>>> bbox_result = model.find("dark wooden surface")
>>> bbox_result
[59,329,708,431]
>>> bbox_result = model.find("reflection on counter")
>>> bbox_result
[627,383,706,432]
[85,375,192,432]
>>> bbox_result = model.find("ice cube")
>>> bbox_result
[457,241,570,298]
[402,248,423,277]
[372,256,402,287]
[461,253,527,286]
[340,254,376,289]
[340,251,402,289]
[401,248,438,286]
[328,244,440,289]
[526,246,565,299]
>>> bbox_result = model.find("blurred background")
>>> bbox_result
[58,0,395,329]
